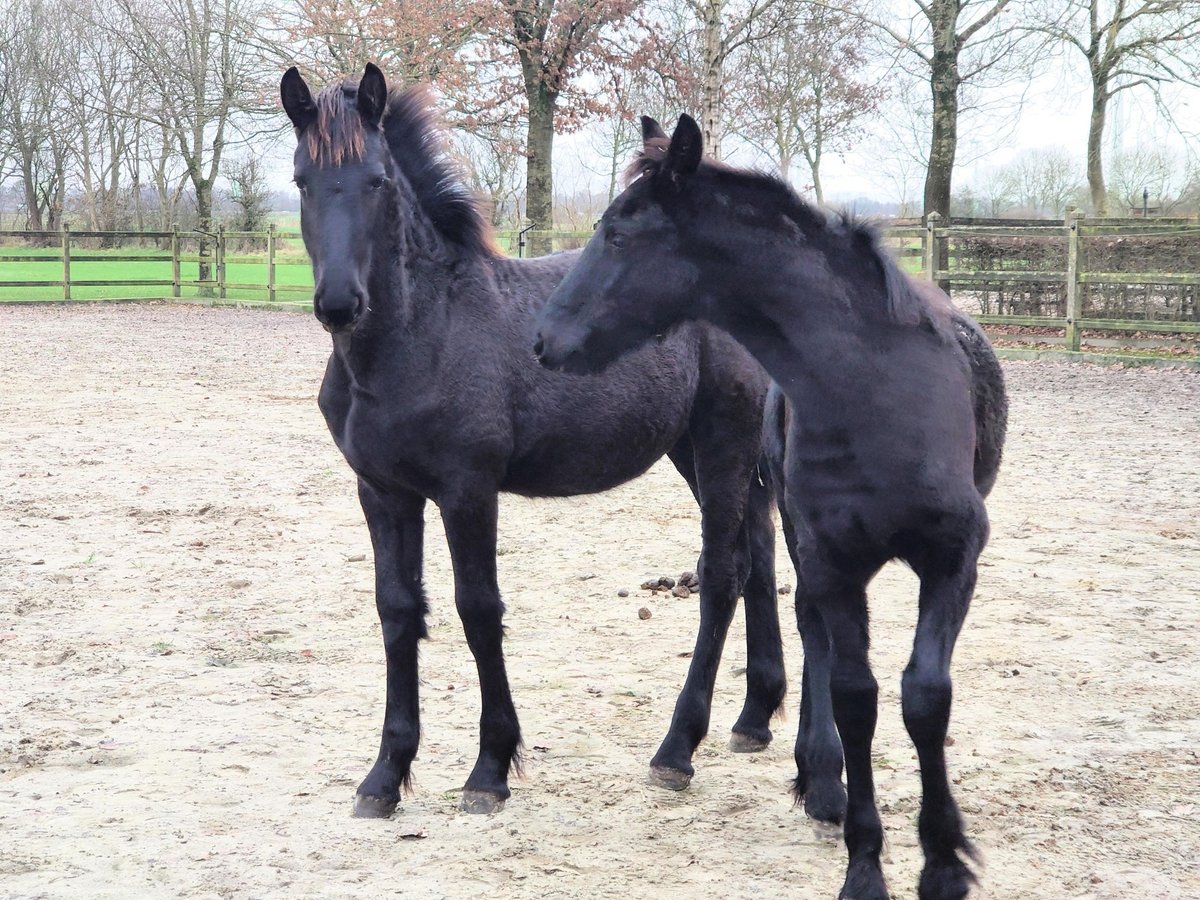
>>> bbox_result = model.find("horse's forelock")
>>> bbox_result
[623,137,669,187]
[304,80,367,167]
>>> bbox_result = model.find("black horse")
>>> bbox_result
[279,65,788,816]
[534,115,1007,900]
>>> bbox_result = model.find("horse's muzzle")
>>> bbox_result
[314,288,365,334]
[533,328,603,375]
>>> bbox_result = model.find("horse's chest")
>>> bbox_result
[322,390,445,497]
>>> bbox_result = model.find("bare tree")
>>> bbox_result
[69,2,145,233]
[489,0,642,253]
[681,0,788,159]
[453,123,526,227]
[1008,147,1083,216]
[225,153,271,231]
[739,4,883,202]
[0,0,75,234]
[968,164,1020,216]
[1031,1,1200,215]
[277,0,480,85]
[137,118,191,232]
[99,0,269,281]
[851,0,1033,217]
[1107,146,1190,214]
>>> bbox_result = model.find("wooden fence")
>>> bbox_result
[2,219,1198,351]
[0,225,312,305]
[904,212,1200,349]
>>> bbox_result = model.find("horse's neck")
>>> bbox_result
[706,249,849,388]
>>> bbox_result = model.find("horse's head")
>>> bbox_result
[281,63,395,334]
[533,114,704,374]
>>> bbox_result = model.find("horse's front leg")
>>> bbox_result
[440,488,521,814]
[354,480,428,818]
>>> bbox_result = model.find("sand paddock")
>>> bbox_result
[2,304,1197,899]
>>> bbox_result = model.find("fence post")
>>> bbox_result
[924,211,941,281]
[217,225,227,300]
[61,223,71,300]
[267,222,277,304]
[171,224,181,299]
[1065,208,1082,352]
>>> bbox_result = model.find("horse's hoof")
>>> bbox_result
[353,793,399,818]
[839,858,890,900]
[729,730,771,753]
[803,777,848,826]
[647,765,692,791]
[460,789,506,814]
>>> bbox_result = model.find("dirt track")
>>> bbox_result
[2,304,1198,899]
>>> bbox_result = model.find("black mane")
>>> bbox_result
[628,142,928,327]
[382,86,497,258]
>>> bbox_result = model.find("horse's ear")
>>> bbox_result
[357,62,387,128]
[641,116,667,144]
[281,67,316,133]
[665,113,703,178]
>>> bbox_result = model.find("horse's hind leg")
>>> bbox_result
[650,434,751,788]
[354,481,429,818]
[729,471,786,752]
[793,597,847,825]
[903,509,988,899]
[798,553,888,899]
[440,487,522,814]
[772,491,846,824]
[666,442,786,759]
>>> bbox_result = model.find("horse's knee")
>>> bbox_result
[831,667,878,735]
[378,594,429,643]
[901,666,953,745]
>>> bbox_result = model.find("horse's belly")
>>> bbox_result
[503,343,698,496]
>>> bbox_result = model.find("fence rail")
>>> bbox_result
[2,218,1199,350]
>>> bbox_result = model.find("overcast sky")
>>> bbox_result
[266,40,1199,210]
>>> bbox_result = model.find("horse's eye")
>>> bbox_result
[368,176,388,192]
[609,233,626,250]
[293,178,308,196]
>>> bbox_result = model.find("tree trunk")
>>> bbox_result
[133,176,145,232]
[607,122,622,203]
[700,0,726,159]
[811,156,823,206]
[923,42,959,218]
[925,26,958,293]
[195,179,213,294]
[21,155,45,233]
[47,150,66,232]
[524,84,556,256]
[1087,79,1109,216]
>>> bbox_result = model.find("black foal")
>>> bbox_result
[534,114,1008,899]
[280,67,787,816]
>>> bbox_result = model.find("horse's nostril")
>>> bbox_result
[533,336,545,359]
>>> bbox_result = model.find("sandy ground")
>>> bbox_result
[1,303,1198,900]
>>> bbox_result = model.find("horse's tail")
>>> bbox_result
[952,312,1008,497]
[759,381,790,511]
